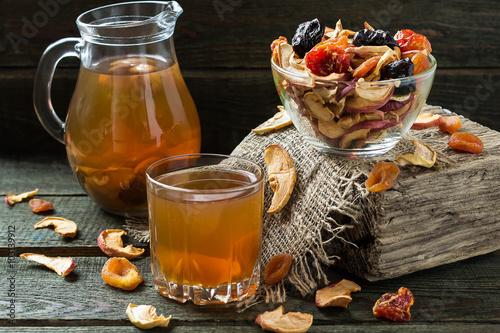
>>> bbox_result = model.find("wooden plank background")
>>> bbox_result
[0,0,499,155]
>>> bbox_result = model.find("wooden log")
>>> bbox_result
[331,106,500,281]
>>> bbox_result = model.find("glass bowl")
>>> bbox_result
[271,54,436,157]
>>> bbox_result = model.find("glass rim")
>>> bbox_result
[146,153,265,194]
[271,53,437,85]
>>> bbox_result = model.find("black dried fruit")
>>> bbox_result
[382,58,416,95]
[383,58,414,79]
[353,29,399,49]
[292,19,325,58]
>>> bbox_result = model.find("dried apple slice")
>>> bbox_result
[264,145,296,214]
[20,253,76,276]
[316,279,361,308]
[5,188,39,207]
[339,128,371,149]
[396,140,436,168]
[34,217,78,238]
[255,306,313,333]
[253,106,293,134]
[303,92,334,121]
[98,229,145,259]
[126,303,171,329]
[411,113,442,130]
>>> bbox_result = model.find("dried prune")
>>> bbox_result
[382,58,416,95]
[353,29,399,49]
[292,19,325,58]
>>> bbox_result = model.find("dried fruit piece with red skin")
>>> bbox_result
[29,198,53,213]
[365,162,400,192]
[449,132,484,153]
[411,113,442,130]
[394,29,432,54]
[373,287,414,321]
[439,116,461,134]
[265,253,293,285]
[305,41,350,76]
[20,253,76,276]
[271,36,288,65]
[5,188,39,207]
[316,279,361,308]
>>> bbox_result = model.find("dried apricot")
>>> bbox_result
[29,198,53,213]
[353,56,381,78]
[373,287,414,321]
[102,257,143,290]
[365,162,400,192]
[395,29,432,54]
[304,40,350,76]
[410,52,430,74]
[449,132,484,153]
[264,253,293,285]
[439,116,461,134]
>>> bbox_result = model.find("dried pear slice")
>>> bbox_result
[252,106,292,134]
[5,188,38,207]
[126,303,171,329]
[34,217,78,238]
[396,140,437,168]
[20,253,76,276]
[98,229,145,259]
[255,305,313,333]
[264,145,296,214]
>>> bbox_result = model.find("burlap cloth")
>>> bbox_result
[125,104,455,308]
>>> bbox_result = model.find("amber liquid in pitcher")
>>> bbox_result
[65,57,201,215]
[149,169,263,288]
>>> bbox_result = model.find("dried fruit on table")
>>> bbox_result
[265,253,293,285]
[353,29,399,49]
[102,257,143,290]
[411,113,442,130]
[439,116,461,134]
[304,40,350,76]
[29,198,53,213]
[264,145,296,214]
[449,132,484,154]
[20,253,76,276]
[98,229,145,259]
[5,188,39,207]
[365,161,400,192]
[395,29,432,54]
[34,217,78,238]
[316,279,361,308]
[255,305,313,333]
[292,18,325,58]
[373,287,414,321]
[396,140,437,168]
[126,303,171,329]
[253,106,293,134]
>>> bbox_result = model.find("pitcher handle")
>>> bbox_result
[33,38,81,144]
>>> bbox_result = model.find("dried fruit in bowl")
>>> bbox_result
[304,41,350,76]
[255,306,313,333]
[34,217,78,238]
[292,18,325,58]
[5,188,38,207]
[102,257,143,290]
[20,253,76,276]
[373,287,414,321]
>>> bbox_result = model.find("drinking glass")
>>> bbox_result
[146,154,264,304]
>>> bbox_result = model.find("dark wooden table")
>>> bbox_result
[1,154,499,332]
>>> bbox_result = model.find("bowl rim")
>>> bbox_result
[271,53,437,84]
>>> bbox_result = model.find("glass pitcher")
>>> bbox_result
[33,1,201,217]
